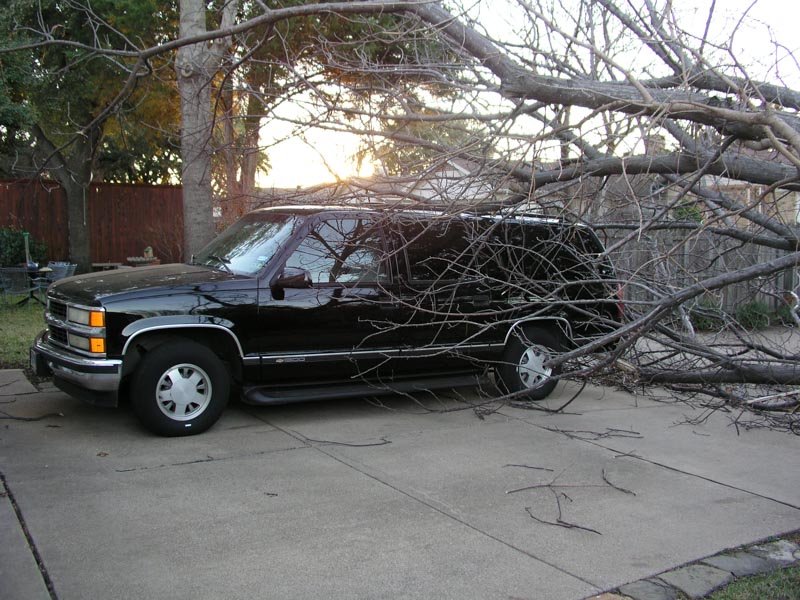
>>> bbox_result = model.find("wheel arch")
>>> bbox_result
[120,324,244,382]
[503,316,572,347]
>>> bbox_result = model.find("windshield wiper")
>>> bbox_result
[208,255,233,274]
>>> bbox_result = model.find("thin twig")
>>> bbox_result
[0,411,63,422]
[601,469,636,496]
[503,463,555,472]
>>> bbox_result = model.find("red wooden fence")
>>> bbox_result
[0,179,68,260]
[0,179,184,264]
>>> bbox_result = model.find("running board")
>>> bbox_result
[241,372,490,406]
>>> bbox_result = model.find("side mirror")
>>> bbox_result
[274,267,312,289]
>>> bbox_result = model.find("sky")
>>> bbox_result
[690,0,800,84]
[257,0,800,189]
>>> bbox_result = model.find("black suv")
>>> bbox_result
[31,205,622,436]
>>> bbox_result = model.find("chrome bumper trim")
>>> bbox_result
[32,331,122,392]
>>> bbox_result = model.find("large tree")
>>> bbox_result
[0,0,180,270]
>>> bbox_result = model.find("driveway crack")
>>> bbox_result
[261,417,603,592]
[0,469,59,600]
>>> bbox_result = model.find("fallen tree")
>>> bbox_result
[3,1,800,407]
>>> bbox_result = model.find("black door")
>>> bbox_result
[258,215,401,383]
[389,217,497,372]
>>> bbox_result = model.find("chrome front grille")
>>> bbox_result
[49,325,69,346]
[49,299,68,320]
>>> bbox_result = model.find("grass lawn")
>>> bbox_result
[706,564,800,599]
[0,298,45,369]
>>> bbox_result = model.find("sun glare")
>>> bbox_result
[258,129,374,189]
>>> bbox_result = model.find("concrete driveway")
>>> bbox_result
[1,369,798,600]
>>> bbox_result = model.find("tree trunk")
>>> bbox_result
[178,64,215,259]
[240,93,263,197]
[62,181,92,272]
[29,125,96,272]
[640,364,800,385]
[177,0,239,259]
[177,0,215,260]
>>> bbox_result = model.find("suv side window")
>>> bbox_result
[285,218,387,285]
[397,219,474,282]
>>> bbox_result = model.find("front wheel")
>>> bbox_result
[496,326,565,401]
[130,340,230,436]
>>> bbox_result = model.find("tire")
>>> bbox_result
[130,340,230,436]
[497,326,564,401]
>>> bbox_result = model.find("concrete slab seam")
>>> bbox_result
[260,413,605,593]
[0,469,58,600]
[316,442,606,592]
[572,437,800,512]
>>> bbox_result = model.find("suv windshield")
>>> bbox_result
[193,214,299,276]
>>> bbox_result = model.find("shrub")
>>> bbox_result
[689,299,725,331]
[0,226,48,266]
[735,300,770,330]
[673,201,703,223]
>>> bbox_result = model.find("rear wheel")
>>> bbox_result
[130,340,230,436]
[497,325,565,400]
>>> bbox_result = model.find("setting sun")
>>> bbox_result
[258,128,375,189]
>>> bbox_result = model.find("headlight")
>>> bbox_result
[64,305,106,354]
[67,333,106,354]
[67,306,105,327]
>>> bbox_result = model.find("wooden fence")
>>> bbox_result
[0,179,183,265]
[603,228,797,316]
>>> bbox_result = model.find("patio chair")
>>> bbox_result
[0,267,41,306]
[46,262,71,281]
[34,262,78,295]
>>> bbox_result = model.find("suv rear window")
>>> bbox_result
[397,219,475,282]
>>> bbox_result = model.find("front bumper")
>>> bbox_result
[31,330,122,406]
